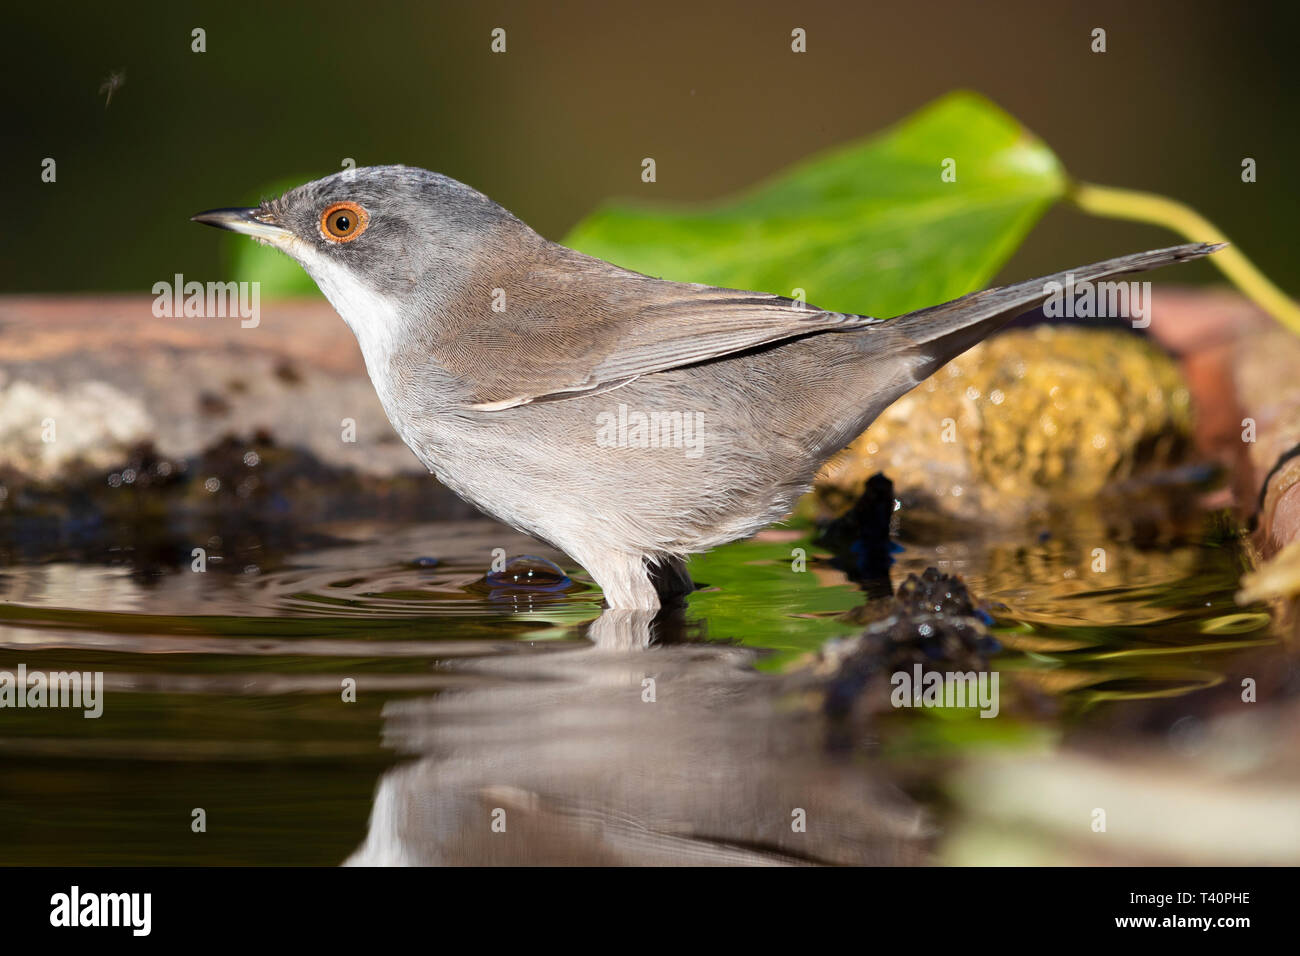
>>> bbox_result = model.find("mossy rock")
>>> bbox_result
[814,326,1193,522]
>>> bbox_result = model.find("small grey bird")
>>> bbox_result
[193,166,1219,609]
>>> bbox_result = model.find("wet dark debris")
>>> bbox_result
[0,434,478,575]
[815,472,898,585]
[821,568,1001,721]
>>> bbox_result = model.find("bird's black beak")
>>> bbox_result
[190,207,292,244]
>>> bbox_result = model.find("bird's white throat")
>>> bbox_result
[290,243,409,388]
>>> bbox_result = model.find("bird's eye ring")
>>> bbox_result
[320,201,369,243]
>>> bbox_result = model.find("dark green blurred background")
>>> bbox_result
[6,0,1295,296]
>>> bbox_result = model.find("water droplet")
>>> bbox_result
[485,555,571,591]
[411,556,439,568]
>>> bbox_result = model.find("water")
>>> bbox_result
[0,498,1281,865]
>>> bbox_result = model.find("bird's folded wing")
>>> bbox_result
[435,259,880,411]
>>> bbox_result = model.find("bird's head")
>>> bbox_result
[192,165,529,357]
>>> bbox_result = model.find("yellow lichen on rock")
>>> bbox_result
[815,326,1192,521]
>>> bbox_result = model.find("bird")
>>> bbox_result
[193,165,1220,610]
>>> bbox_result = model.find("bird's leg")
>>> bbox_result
[648,556,695,605]
[570,549,694,611]
[577,550,662,610]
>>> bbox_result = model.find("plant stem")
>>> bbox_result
[1069,181,1300,334]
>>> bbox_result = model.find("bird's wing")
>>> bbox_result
[433,250,880,410]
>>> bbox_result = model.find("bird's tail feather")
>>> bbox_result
[891,242,1224,368]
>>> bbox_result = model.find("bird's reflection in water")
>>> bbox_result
[347,604,930,865]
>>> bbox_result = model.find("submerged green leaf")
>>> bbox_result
[565,91,1066,317]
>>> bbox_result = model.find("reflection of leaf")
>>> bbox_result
[686,536,862,670]
[565,91,1066,317]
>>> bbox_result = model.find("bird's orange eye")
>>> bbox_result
[320,201,368,242]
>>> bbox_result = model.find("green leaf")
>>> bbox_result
[564,91,1067,317]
